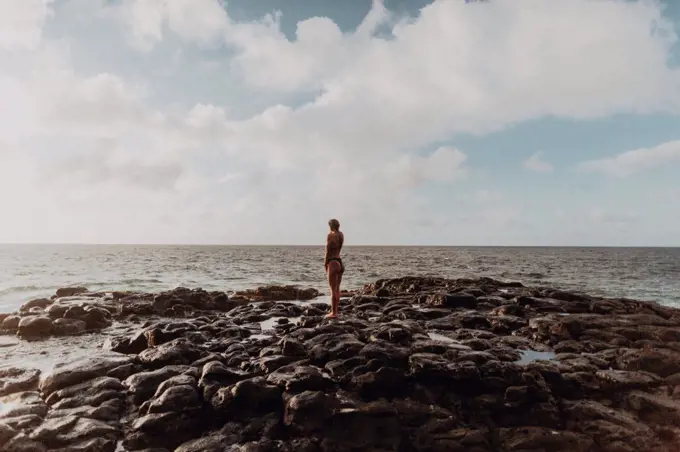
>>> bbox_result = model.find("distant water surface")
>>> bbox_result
[0,245,678,312]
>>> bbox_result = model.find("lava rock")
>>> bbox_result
[17,316,54,339]
[55,287,89,297]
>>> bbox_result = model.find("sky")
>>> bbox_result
[1,0,680,246]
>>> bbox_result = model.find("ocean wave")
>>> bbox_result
[1,246,679,310]
[86,278,165,287]
[120,278,164,285]
[522,272,546,279]
[0,285,52,296]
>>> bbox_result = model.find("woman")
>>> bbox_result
[324,218,344,318]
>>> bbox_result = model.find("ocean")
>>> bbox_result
[1,245,679,311]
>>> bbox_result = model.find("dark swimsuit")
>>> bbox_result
[327,257,344,273]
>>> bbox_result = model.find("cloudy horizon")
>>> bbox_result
[1,0,680,246]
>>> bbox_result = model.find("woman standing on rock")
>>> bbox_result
[324,219,344,318]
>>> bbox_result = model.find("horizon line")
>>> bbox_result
[0,242,678,248]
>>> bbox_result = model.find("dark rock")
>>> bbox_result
[499,426,594,451]
[428,293,478,309]
[358,339,409,368]
[63,306,86,319]
[3,275,680,450]
[199,361,251,401]
[19,298,53,312]
[107,363,142,380]
[17,315,54,339]
[124,365,193,404]
[0,414,43,431]
[624,390,680,425]
[563,399,665,450]
[231,285,320,302]
[0,423,16,448]
[39,355,131,397]
[283,390,338,433]
[51,389,123,411]
[317,398,403,450]
[44,297,118,323]
[44,376,124,406]
[128,411,201,450]
[47,400,120,422]
[146,384,201,414]
[3,433,48,452]
[427,311,492,331]
[53,318,87,336]
[411,424,491,451]
[351,366,409,399]
[371,322,418,345]
[254,355,298,374]
[137,340,205,369]
[56,287,89,297]
[324,356,368,380]
[280,337,306,356]
[153,374,197,398]
[82,306,112,330]
[175,433,239,452]
[211,377,282,420]
[307,333,365,365]
[618,348,680,378]
[29,416,119,448]
[48,437,118,452]
[1,315,20,331]
[266,365,333,393]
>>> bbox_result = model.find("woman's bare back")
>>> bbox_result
[327,231,344,258]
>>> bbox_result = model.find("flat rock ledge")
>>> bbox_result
[2,276,680,451]
[0,284,325,341]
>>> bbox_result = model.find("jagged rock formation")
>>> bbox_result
[1,276,680,451]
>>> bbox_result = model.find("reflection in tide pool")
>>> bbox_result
[515,350,556,365]
[427,332,458,343]
[260,316,302,331]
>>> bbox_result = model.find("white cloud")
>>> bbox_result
[0,0,679,245]
[0,0,54,51]
[388,146,468,187]
[222,0,680,133]
[119,0,230,51]
[578,139,680,177]
[523,152,554,173]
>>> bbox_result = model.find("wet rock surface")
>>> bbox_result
[0,276,679,450]
[230,285,322,302]
[0,285,322,341]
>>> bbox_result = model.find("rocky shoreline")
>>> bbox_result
[1,276,680,451]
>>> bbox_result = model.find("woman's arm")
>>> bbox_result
[324,233,331,270]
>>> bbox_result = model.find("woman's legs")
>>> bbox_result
[326,261,341,317]
[334,268,343,313]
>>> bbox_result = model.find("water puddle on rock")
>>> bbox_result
[0,320,141,372]
[260,316,302,332]
[515,350,557,365]
[0,398,22,417]
[248,333,273,341]
[253,295,332,307]
[427,332,458,343]
[0,336,19,348]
